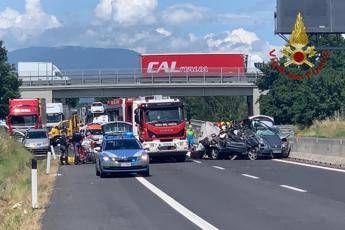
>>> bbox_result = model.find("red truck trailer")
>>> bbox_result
[116,96,188,161]
[6,98,47,134]
[140,53,248,77]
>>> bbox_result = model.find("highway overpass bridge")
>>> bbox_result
[19,71,261,116]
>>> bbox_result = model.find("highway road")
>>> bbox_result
[42,159,345,230]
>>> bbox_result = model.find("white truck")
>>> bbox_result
[17,62,71,85]
[46,103,64,130]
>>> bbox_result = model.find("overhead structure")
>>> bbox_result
[275,0,345,34]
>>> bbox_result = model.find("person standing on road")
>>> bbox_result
[71,130,83,158]
[186,124,195,150]
[59,132,69,165]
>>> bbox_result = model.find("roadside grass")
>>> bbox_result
[296,118,345,138]
[0,132,58,230]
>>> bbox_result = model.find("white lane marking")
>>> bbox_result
[241,174,259,179]
[192,160,202,164]
[280,185,307,193]
[212,166,225,170]
[136,177,218,230]
[273,159,345,173]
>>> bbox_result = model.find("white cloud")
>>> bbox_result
[95,0,157,26]
[155,27,171,37]
[0,0,61,41]
[162,3,208,25]
[202,28,275,68]
[205,28,259,50]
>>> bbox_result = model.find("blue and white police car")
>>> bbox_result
[95,133,150,177]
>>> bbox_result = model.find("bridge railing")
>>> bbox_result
[18,67,262,86]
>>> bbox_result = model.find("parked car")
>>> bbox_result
[95,133,149,177]
[90,102,105,114]
[23,129,50,156]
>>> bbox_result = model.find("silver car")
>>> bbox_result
[23,129,50,156]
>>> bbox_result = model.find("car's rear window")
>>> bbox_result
[104,139,141,150]
[92,102,103,106]
[26,131,47,139]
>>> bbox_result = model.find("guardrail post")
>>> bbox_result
[151,74,154,84]
[46,151,51,174]
[99,70,102,84]
[82,70,84,84]
[31,159,38,209]
[221,68,223,83]
[169,71,171,84]
[237,68,240,82]
[203,71,206,84]
[50,145,56,160]
[133,70,136,84]
[116,70,119,84]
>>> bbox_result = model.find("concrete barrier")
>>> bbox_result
[291,137,345,166]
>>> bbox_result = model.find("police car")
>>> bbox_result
[95,133,150,177]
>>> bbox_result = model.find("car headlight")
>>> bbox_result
[282,142,288,147]
[258,137,265,144]
[179,141,187,146]
[141,152,149,162]
[102,156,110,161]
[26,143,36,148]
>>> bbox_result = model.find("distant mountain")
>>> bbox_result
[8,46,140,70]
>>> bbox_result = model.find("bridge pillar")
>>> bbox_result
[20,90,53,103]
[247,88,260,117]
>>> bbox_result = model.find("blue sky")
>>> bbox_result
[0,0,284,63]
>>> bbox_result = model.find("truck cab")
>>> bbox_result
[46,103,64,131]
[131,96,188,161]
[6,98,46,134]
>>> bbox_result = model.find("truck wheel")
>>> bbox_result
[175,155,186,162]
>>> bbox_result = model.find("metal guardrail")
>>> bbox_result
[18,68,261,87]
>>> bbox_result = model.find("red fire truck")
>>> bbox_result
[116,96,188,161]
[6,98,47,134]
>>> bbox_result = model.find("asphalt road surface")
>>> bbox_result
[42,158,345,230]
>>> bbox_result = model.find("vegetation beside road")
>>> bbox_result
[181,96,247,121]
[0,133,58,230]
[256,34,345,127]
[0,41,21,119]
[296,119,345,138]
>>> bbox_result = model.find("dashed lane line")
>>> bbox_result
[192,160,202,164]
[241,174,260,179]
[212,166,225,170]
[280,184,307,193]
[273,159,345,173]
[136,177,219,230]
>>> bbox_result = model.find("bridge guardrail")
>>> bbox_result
[18,68,262,87]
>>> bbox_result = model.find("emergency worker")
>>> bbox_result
[186,124,195,149]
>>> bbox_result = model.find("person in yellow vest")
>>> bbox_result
[49,126,60,146]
